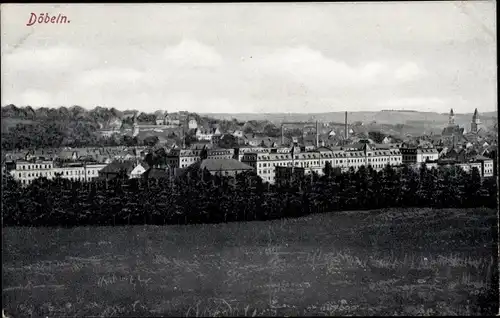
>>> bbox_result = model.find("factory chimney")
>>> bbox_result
[316,121,319,148]
[344,111,349,139]
[281,125,284,146]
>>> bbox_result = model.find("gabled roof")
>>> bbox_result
[143,167,171,179]
[316,146,333,152]
[473,154,492,161]
[99,160,149,175]
[186,158,254,172]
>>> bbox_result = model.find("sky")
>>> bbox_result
[1,2,497,114]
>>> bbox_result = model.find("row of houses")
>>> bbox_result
[6,160,108,185]
[5,141,495,186]
[3,146,147,165]
[163,143,493,184]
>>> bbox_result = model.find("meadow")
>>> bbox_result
[2,207,498,317]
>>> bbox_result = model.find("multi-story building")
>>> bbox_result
[474,155,494,177]
[235,146,271,161]
[182,158,254,178]
[188,118,198,130]
[455,161,483,174]
[366,148,403,171]
[8,159,106,185]
[294,152,323,175]
[239,143,403,184]
[98,160,148,180]
[166,149,203,168]
[207,148,234,160]
[400,148,439,165]
[194,127,221,141]
[425,154,495,178]
[275,166,305,185]
[54,163,108,181]
[241,152,294,183]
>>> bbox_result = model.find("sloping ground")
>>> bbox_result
[1,118,35,133]
[2,208,497,317]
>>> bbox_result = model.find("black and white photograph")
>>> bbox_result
[1,2,498,316]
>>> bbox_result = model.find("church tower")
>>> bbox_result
[448,108,455,126]
[471,108,481,133]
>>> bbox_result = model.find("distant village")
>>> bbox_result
[3,108,497,186]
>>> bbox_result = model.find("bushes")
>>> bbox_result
[1,165,497,227]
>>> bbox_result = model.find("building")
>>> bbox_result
[194,128,217,141]
[432,158,483,175]
[294,151,323,175]
[441,108,465,138]
[239,143,403,184]
[8,159,106,185]
[474,155,494,177]
[98,160,149,180]
[400,148,439,165]
[183,158,254,177]
[207,148,234,160]
[428,151,495,177]
[360,144,403,171]
[164,113,181,127]
[166,148,203,168]
[235,146,271,161]
[232,130,244,138]
[241,152,294,183]
[275,166,305,185]
[142,166,172,180]
[211,132,223,145]
[470,108,482,134]
[188,118,198,130]
[53,163,108,182]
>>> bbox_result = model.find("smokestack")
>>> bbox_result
[345,111,348,139]
[281,124,284,146]
[316,121,319,148]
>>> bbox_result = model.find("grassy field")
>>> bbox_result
[2,208,498,317]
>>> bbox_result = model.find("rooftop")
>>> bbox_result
[196,158,254,172]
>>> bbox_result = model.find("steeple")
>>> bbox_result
[471,108,481,133]
[448,108,455,126]
[472,108,480,122]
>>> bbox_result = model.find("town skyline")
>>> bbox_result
[1,2,497,114]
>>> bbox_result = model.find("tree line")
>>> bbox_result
[0,105,258,151]
[2,163,496,227]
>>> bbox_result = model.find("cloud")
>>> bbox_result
[2,46,92,72]
[394,62,423,81]
[163,39,223,68]
[245,46,391,91]
[78,68,144,87]
[18,89,52,107]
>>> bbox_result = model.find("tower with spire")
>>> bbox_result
[441,108,464,140]
[470,108,481,133]
[448,108,455,126]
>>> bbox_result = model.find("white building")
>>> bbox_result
[9,160,107,186]
[188,119,198,129]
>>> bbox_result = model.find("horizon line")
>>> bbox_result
[1,104,497,116]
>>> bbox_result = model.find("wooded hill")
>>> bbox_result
[0,105,252,151]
